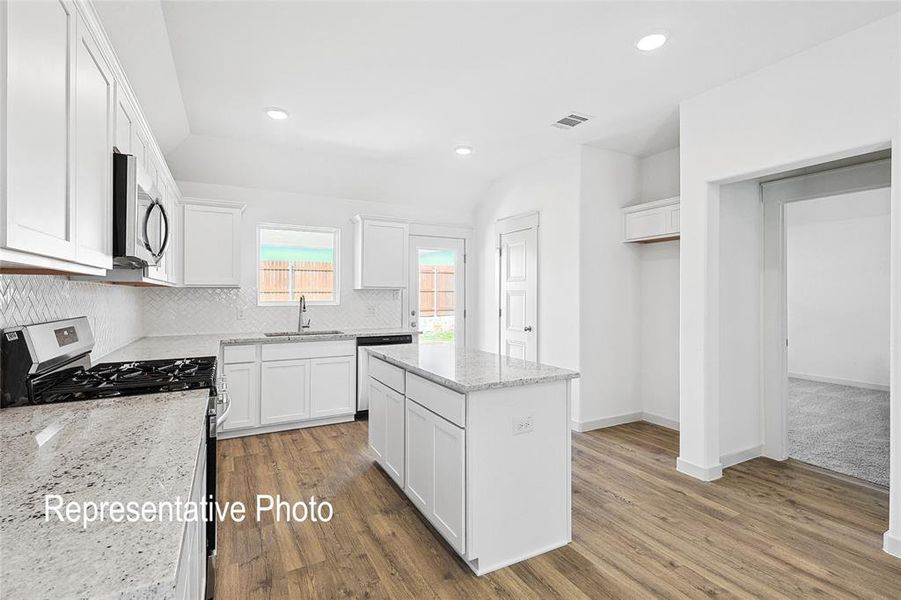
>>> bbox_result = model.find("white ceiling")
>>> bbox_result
[96,1,900,212]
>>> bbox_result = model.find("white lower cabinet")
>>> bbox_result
[174,440,206,599]
[310,356,355,418]
[368,378,405,487]
[221,341,356,437]
[368,380,387,461]
[404,397,465,555]
[221,361,260,432]
[260,359,310,424]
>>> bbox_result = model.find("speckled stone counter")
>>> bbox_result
[99,329,415,363]
[364,344,579,393]
[0,390,209,599]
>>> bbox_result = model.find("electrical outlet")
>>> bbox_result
[512,415,534,435]
[236,306,245,320]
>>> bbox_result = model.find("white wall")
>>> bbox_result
[678,13,899,483]
[639,147,680,203]
[636,148,681,427]
[717,181,763,463]
[578,147,641,428]
[473,151,582,415]
[144,180,471,336]
[786,187,891,389]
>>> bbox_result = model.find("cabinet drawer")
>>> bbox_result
[261,340,355,362]
[369,356,405,394]
[223,344,257,364]
[405,372,465,428]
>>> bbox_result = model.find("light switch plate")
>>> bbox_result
[512,415,534,435]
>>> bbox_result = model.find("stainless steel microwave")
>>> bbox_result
[112,152,169,268]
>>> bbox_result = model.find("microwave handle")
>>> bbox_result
[141,200,170,259]
[157,202,170,258]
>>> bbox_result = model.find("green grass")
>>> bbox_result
[420,330,456,344]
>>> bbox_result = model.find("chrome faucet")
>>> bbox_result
[297,295,311,331]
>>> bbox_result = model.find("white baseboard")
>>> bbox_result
[788,372,889,392]
[641,411,679,431]
[676,457,723,481]
[885,531,901,558]
[571,411,643,432]
[721,444,763,468]
[219,414,354,439]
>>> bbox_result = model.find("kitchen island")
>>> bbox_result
[364,343,579,575]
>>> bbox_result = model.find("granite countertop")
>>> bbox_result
[99,328,415,362]
[365,344,579,393]
[0,390,209,599]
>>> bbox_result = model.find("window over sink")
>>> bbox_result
[257,224,340,306]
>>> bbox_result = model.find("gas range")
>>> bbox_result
[0,317,217,407]
[28,356,217,405]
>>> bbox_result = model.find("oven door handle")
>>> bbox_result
[216,394,231,429]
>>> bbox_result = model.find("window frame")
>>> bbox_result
[256,222,341,307]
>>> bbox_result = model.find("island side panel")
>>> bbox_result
[466,379,572,574]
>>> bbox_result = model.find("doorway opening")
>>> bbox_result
[408,236,465,347]
[762,153,892,488]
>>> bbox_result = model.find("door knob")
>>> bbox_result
[524,326,533,332]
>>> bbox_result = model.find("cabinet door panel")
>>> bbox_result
[362,221,407,288]
[114,88,135,154]
[5,0,74,258]
[624,208,667,240]
[383,387,405,486]
[183,204,241,286]
[260,360,310,424]
[431,416,465,554]
[368,379,386,460]
[221,362,259,431]
[74,14,113,268]
[310,356,354,418]
[404,399,433,513]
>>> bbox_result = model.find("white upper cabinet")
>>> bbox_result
[1,0,180,276]
[182,200,243,287]
[113,87,136,154]
[353,216,408,289]
[3,0,77,263]
[622,197,681,243]
[73,11,113,269]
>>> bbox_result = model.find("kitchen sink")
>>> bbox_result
[264,330,344,337]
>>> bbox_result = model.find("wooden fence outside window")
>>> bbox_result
[259,260,335,302]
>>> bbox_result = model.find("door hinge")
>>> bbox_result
[786,338,789,347]
[498,308,502,318]
[463,309,467,318]
[463,253,467,264]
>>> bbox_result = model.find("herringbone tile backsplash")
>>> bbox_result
[1,275,403,357]
[0,275,144,359]
[142,286,403,335]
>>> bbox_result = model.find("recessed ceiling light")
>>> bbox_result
[455,145,473,156]
[265,107,289,120]
[636,33,667,52]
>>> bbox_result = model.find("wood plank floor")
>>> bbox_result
[215,420,901,599]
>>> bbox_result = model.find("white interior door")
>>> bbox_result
[408,236,465,347]
[499,227,538,361]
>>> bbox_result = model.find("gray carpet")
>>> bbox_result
[787,378,889,487]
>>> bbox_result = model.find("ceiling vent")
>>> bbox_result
[552,113,590,130]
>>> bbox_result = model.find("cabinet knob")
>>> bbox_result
[411,309,417,316]
[524,325,533,332]
[410,321,417,328]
